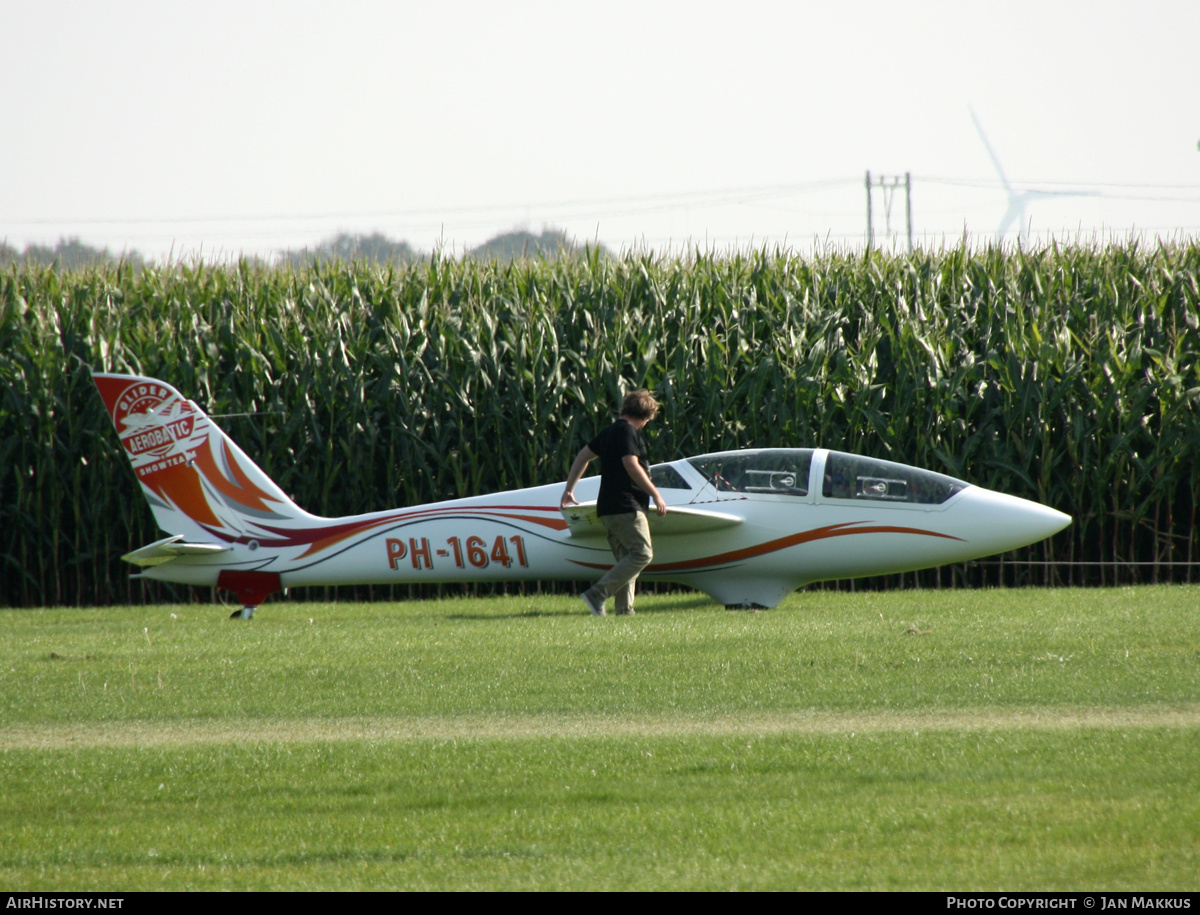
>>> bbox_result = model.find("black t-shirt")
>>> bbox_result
[588,418,650,516]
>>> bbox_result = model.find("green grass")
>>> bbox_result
[1,586,1198,890]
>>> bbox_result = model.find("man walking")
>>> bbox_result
[560,390,668,616]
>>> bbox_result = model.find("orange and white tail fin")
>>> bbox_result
[92,374,311,542]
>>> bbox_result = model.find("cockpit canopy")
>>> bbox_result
[665,448,969,505]
[687,449,813,496]
[820,451,968,504]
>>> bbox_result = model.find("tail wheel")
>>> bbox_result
[217,570,281,620]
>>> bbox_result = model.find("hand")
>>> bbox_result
[560,490,579,510]
[653,494,668,517]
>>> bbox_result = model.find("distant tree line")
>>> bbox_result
[464,228,599,262]
[0,237,145,270]
[278,228,599,265]
[3,228,601,270]
[276,231,418,267]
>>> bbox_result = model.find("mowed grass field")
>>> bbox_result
[1,585,1197,891]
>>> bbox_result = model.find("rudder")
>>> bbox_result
[92,373,308,543]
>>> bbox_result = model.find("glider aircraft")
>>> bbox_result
[93,373,1071,618]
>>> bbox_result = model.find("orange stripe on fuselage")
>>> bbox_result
[235,505,571,559]
[571,521,965,572]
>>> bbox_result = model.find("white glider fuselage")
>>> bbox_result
[93,373,1070,611]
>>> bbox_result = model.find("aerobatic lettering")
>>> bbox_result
[125,417,193,455]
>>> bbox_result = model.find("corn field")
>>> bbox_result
[2,242,1198,607]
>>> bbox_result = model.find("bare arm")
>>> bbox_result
[560,445,597,509]
[622,454,668,516]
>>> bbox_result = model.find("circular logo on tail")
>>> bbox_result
[112,381,196,463]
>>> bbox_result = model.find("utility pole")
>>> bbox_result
[865,171,913,253]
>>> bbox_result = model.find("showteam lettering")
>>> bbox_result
[135,451,191,478]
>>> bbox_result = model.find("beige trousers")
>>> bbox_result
[583,511,654,614]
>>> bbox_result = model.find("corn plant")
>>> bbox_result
[2,240,1198,606]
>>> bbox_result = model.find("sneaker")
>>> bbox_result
[616,608,635,616]
[582,590,606,616]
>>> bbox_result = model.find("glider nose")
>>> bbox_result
[952,487,1072,554]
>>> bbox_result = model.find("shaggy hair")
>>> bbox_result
[620,390,660,421]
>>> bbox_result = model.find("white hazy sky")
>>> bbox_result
[3,0,1198,261]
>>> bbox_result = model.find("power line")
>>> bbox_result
[3,179,861,230]
[923,176,1200,191]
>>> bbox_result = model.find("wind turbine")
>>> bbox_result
[969,107,1091,242]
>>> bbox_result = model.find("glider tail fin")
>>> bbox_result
[92,373,307,541]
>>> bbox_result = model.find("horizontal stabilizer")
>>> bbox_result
[121,534,230,567]
[561,502,743,539]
